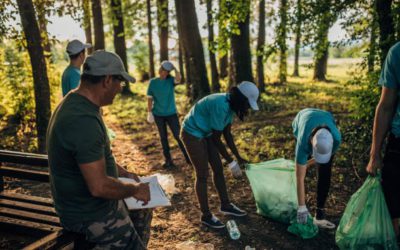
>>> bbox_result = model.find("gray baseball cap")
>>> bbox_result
[66,39,92,56]
[160,60,175,71]
[83,50,136,83]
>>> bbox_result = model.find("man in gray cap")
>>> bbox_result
[47,50,152,249]
[61,39,92,96]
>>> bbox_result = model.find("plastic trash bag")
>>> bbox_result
[288,216,319,239]
[246,158,298,223]
[175,241,214,250]
[152,173,178,196]
[335,175,399,250]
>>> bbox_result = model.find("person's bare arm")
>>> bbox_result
[147,97,153,112]
[117,164,140,182]
[222,124,247,165]
[296,163,307,206]
[366,87,398,175]
[79,158,150,204]
[174,70,182,84]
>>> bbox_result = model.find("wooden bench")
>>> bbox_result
[0,150,93,249]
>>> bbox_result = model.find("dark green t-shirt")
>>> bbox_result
[47,92,118,225]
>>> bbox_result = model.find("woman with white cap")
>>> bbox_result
[292,108,342,229]
[180,81,259,228]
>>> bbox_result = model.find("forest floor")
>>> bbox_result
[1,60,368,249]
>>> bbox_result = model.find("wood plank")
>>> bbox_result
[0,150,48,167]
[22,231,77,250]
[0,207,60,226]
[0,191,53,207]
[0,216,61,237]
[0,166,49,182]
[0,199,56,216]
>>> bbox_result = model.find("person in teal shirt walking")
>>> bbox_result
[147,61,190,168]
[180,81,259,229]
[61,39,92,96]
[293,108,341,229]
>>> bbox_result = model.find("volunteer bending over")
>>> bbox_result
[180,81,259,229]
[293,108,341,229]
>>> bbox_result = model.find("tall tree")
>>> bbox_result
[175,0,210,101]
[256,0,266,92]
[110,0,130,94]
[277,0,288,83]
[147,0,155,78]
[375,0,395,63]
[178,38,185,83]
[218,0,228,78]
[292,0,302,76]
[368,0,378,72]
[230,0,253,85]
[157,0,168,62]
[313,0,330,81]
[206,0,220,92]
[91,0,105,50]
[33,0,51,57]
[83,0,93,54]
[16,0,51,153]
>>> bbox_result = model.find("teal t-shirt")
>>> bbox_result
[182,93,234,138]
[378,42,400,137]
[61,65,81,97]
[292,108,342,165]
[47,93,118,225]
[147,76,177,116]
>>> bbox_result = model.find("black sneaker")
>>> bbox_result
[201,215,225,229]
[220,203,247,217]
[162,160,176,169]
[315,208,325,220]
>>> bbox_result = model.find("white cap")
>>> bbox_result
[312,128,333,164]
[160,60,175,71]
[66,39,92,56]
[237,81,259,110]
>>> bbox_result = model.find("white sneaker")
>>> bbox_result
[313,217,336,229]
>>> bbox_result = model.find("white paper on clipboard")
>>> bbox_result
[119,176,171,210]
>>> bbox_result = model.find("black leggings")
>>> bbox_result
[316,157,333,210]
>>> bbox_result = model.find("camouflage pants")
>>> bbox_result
[62,200,153,250]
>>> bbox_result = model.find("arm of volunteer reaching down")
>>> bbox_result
[222,124,248,165]
[296,163,309,224]
[211,129,233,163]
[79,157,150,205]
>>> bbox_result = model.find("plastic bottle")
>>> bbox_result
[227,220,241,240]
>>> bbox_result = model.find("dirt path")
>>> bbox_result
[104,115,352,250]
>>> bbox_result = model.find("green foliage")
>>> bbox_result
[128,40,149,80]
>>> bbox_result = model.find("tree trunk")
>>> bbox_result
[147,0,155,78]
[34,0,51,58]
[277,0,287,84]
[256,0,265,92]
[313,3,330,82]
[230,0,253,86]
[83,0,93,54]
[206,0,220,93]
[292,0,301,77]
[218,0,228,78]
[157,0,169,62]
[110,0,130,94]
[16,0,51,153]
[91,0,105,50]
[313,47,328,81]
[375,0,395,63]
[175,0,210,101]
[368,1,378,73]
[178,38,185,83]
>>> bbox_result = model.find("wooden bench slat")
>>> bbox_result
[0,207,60,226]
[0,216,61,237]
[0,150,48,167]
[0,191,53,207]
[0,166,49,182]
[22,231,77,250]
[1,199,56,216]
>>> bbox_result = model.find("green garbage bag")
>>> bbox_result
[245,158,298,223]
[335,175,398,250]
[288,216,319,239]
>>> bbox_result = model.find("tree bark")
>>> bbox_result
[230,0,253,86]
[175,0,210,101]
[368,1,378,73]
[375,0,395,63]
[110,0,130,94]
[178,38,185,83]
[34,0,51,58]
[206,0,220,93]
[313,0,330,81]
[157,0,169,62]
[218,0,228,78]
[277,0,287,84]
[91,0,105,50]
[147,0,155,78]
[16,0,51,153]
[83,0,93,54]
[256,0,265,92]
[292,0,301,77]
